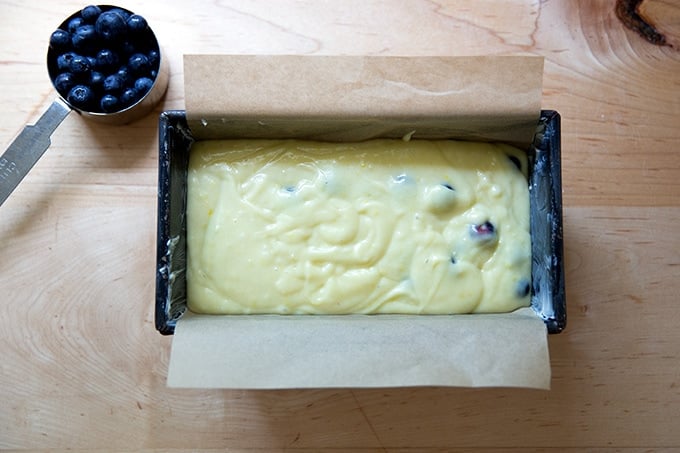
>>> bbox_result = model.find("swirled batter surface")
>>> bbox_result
[187,139,531,314]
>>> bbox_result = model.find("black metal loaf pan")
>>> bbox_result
[155,110,566,335]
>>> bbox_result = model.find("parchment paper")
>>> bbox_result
[169,54,551,389]
[168,308,549,389]
[184,55,543,148]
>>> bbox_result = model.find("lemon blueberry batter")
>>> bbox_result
[186,139,531,315]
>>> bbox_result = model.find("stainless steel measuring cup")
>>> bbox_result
[0,5,169,207]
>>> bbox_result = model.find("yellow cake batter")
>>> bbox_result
[186,139,531,314]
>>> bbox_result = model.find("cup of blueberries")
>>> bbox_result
[0,5,168,207]
[47,4,168,123]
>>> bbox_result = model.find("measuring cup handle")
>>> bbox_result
[0,98,71,207]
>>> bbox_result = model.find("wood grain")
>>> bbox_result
[616,0,680,48]
[0,0,679,450]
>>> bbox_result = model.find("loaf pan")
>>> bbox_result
[154,110,566,335]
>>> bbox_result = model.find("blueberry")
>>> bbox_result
[86,56,97,68]
[108,8,131,21]
[128,53,150,76]
[81,5,102,23]
[66,85,94,110]
[53,72,76,93]
[134,77,154,95]
[470,221,497,241]
[103,74,124,93]
[95,11,128,41]
[67,17,84,34]
[96,49,119,70]
[89,70,105,89]
[120,87,140,107]
[425,183,457,214]
[100,94,120,112]
[116,66,131,85]
[49,29,71,51]
[392,174,410,184]
[508,155,522,171]
[71,24,97,51]
[127,14,148,33]
[68,54,91,77]
[515,278,531,298]
[120,88,140,107]
[147,49,160,68]
[56,52,77,71]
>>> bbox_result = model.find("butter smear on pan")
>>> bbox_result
[186,139,531,315]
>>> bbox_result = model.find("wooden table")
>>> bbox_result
[1,0,678,450]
